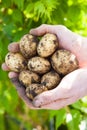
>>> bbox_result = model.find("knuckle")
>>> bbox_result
[57,25,67,31]
[41,24,47,28]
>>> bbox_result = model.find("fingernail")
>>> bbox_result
[8,72,18,78]
[30,29,35,34]
[8,43,19,52]
[8,44,13,51]
[33,99,40,107]
[1,63,9,71]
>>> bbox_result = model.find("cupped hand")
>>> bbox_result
[2,43,39,109]
[33,68,87,109]
[29,24,87,109]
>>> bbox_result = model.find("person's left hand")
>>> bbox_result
[33,68,87,109]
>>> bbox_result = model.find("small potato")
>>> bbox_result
[19,34,39,58]
[26,84,48,100]
[19,70,40,87]
[37,33,59,57]
[51,50,79,75]
[41,71,61,89]
[5,52,27,72]
[28,56,51,74]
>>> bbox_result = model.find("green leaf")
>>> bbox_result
[12,9,23,24]
[34,0,58,22]
[1,0,12,7]
[67,5,81,23]
[24,3,34,13]
[13,0,24,10]
[71,100,82,110]
[0,79,18,114]
[66,109,82,130]
[49,110,59,119]
[3,23,17,37]
[24,3,34,19]
[55,108,66,129]
[13,30,28,41]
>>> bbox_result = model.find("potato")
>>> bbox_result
[26,84,48,100]
[19,34,39,58]
[28,56,51,74]
[51,50,79,75]
[19,70,40,87]
[37,33,59,57]
[5,52,27,72]
[41,71,61,89]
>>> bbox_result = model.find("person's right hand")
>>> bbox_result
[2,43,39,109]
[29,24,87,109]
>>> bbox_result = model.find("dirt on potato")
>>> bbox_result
[20,34,39,58]
[41,71,61,89]
[37,33,59,57]
[51,49,79,75]
[5,52,27,72]
[26,84,48,100]
[28,56,51,74]
[19,70,40,87]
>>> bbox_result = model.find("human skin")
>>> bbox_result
[2,24,87,110]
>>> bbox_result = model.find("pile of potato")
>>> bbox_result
[5,33,79,100]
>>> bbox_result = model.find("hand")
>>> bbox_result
[2,43,39,109]
[2,24,87,110]
[29,24,87,110]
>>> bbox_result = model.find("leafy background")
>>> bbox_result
[0,0,87,129]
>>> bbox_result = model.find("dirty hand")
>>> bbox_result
[2,43,39,109]
[30,24,87,109]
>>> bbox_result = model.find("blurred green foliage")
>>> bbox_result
[0,0,87,129]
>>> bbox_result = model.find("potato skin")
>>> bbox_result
[5,52,27,72]
[19,34,39,58]
[19,70,40,87]
[37,33,59,57]
[41,71,61,89]
[28,56,51,74]
[26,84,48,100]
[51,50,79,75]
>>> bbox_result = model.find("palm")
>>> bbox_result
[33,68,87,109]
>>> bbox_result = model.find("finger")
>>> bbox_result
[10,77,34,108]
[30,24,57,36]
[8,42,20,52]
[8,72,19,78]
[33,70,80,108]
[1,63,10,71]
[37,96,77,110]
[10,76,39,109]
[33,87,66,107]
[33,69,86,109]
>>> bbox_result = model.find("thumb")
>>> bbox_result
[30,24,57,36]
[33,87,63,108]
